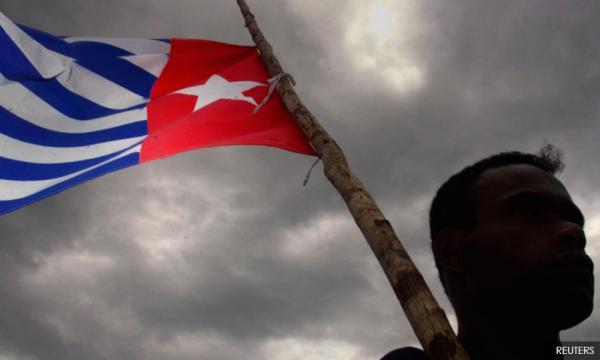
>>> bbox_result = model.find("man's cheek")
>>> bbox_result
[463,234,529,288]
[463,250,520,290]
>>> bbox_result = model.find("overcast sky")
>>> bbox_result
[0,0,599,359]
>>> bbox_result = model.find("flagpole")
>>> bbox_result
[235,1,470,360]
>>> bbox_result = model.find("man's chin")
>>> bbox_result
[539,285,594,330]
[532,263,595,329]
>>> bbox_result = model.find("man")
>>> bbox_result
[382,148,595,360]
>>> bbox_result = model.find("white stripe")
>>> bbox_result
[0,144,141,201]
[0,133,146,164]
[63,37,170,55]
[122,54,169,77]
[55,58,148,109]
[0,72,8,85]
[0,81,147,133]
[0,12,65,78]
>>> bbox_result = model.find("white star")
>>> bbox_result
[173,74,266,112]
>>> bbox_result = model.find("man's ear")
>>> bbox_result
[433,228,467,273]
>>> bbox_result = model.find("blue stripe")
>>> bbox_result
[19,24,133,59]
[69,41,133,59]
[0,143,140,180]
[0,152,140,215]
[0,26,42,80]
[17,24,75,57]
[0,106,147,147]
[76,57,156,98]
[19,25,158,97]
[21,78,146,120]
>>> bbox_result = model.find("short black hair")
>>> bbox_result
[429,145,564,287]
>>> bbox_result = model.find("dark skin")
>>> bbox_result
[435,164,594,360]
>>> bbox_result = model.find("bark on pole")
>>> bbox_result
[236,1,471,359]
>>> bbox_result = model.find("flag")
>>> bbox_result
[0,12,315,216]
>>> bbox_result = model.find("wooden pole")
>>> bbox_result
[235,1,470,360]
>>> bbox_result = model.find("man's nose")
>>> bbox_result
[555,222,587,250]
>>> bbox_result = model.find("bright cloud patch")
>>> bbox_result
[278,212,355,259]
[344,0,425,95]
[261,337,363,360]
[583,212,600,259]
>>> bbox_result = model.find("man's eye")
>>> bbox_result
[510,202,545,220]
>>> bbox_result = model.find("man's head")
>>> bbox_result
[430,147,594,331]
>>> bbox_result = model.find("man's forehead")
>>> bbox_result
[473,164,571,201]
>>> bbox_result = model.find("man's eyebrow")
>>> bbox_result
[503,190,586,226]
